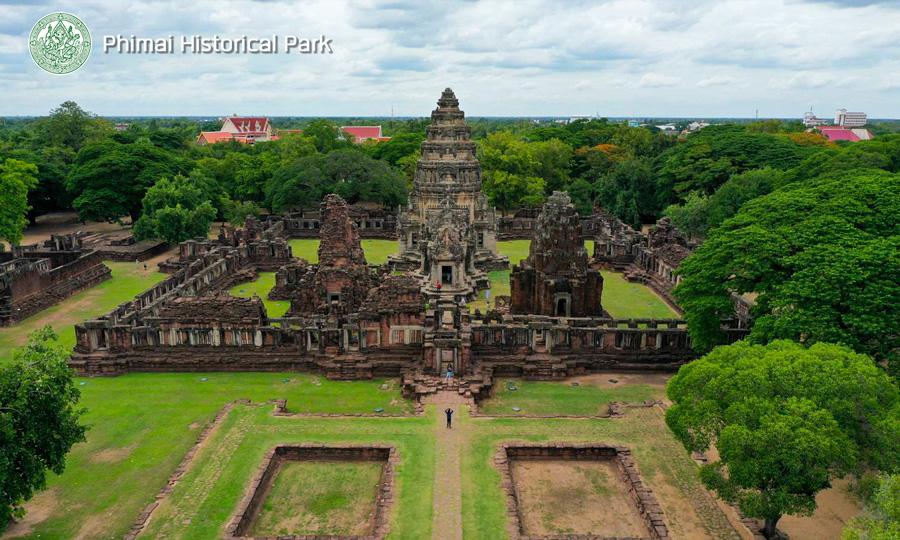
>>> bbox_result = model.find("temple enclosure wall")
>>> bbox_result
[0,234,111,325]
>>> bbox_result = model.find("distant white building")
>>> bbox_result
[655,124,678,135]
[802,110,828,127]
[686,121,710,132]
[835,108,867,127]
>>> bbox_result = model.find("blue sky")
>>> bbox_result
[2,0,899,118]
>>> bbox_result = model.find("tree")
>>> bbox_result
[704,168,779,231]
[528,138,572,193]
[265,150,407,212]
[594,158,658,228]
[0,159,38,248]
[366,132,424,165]
[674,170,900,365]
[303,119,351,153]
[67,139,183,223]
[843,474,900,540]
[566,178,594,216]
[663,191,709,240]
[33,101,111,152]
[666,340,899,538]
[0,327,87,531]
[133,174,216,244]
[482,171,545,212]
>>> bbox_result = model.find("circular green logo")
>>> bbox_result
[29,13,91,74]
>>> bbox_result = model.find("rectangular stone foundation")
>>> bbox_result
[226,444,397,540]
[495,443,669,540]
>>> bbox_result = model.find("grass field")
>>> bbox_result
[0,261,167,363]
[288,238,397,265]
[228,272,290,318]
[128,399,739,540]
[247,460,383,536]
[478,374,666,416]
[2,374,410,539]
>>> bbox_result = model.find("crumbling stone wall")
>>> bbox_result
[510,192,604,317]
[0,234,111,325]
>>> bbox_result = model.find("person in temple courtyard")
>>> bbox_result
[445,407,454,428]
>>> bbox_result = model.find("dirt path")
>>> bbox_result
[430,392,469,540]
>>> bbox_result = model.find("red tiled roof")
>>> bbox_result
[197,131,235,144]
[816,126,860,142]
[341,125,383,141]
[225,116,270,134]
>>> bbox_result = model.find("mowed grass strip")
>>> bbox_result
[288,238,397,265]
[140,405,434,540]
[478,377,663,416]
[250,460,384,537]
[0,261,167,363]
[13,374,411,539]
[228,272,290,317]
[599,270,677,319]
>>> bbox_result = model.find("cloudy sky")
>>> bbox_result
[2,0,899,118]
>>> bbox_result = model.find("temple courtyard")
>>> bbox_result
[0,239,859,540]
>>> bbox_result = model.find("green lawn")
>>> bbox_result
[478,377,664,416]
[288,239,397,265]
[0,262,167,363]
[125,398,738,540]
[10,373,410,539]
[229,272,290,318]
[250,460,384,536]
[140,405,433,540]
[599,270,677,319]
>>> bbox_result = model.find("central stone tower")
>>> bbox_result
[389,88,508,300]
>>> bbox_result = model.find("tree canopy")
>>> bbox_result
[674,170,900,369]
[265,149,408,213]
[0,327,86,531]
[133,173,217,244]
[666,340,899,538]
[0,159,38,248]
[67,139,184,223]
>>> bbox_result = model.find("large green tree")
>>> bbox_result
[67,139,183,223]
[666,340,899,538]
[0,327,87,531]
[0,159,38,248]
[133,174,217,244]
[265,149,407,212]
[674,170,900,366]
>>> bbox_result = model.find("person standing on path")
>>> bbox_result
[445,407,454,428]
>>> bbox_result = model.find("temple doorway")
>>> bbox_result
[556,297,568,317]
[441,265,453,285]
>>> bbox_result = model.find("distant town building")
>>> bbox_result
[686,121,710,132]
[340,125,391,143]
[655,124,679,135]
[196,115,277,145]
[114,123,130,132]
[834,108,867,127]
[815,125,874,142]
[802,110,828,127]
[626,119,640,128]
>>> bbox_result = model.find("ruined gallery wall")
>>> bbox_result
[0,249,111,326]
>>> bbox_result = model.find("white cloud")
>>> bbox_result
[0,0,898,117]
[697,75,736,87]
[638,73,680,88]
